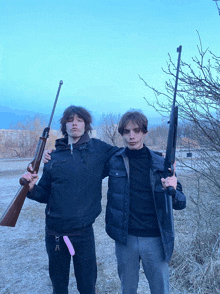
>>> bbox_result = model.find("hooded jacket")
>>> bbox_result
[27,134,118,234]
[105,146,186,262]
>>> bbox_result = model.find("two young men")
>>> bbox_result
[23,105,186,294]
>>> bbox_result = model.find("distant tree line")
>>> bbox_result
[1,110,204,159]
[0,114,58,158]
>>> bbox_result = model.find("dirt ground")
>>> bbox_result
[0,158,187,294]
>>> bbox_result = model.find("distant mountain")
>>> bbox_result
[0,106,60,130]
[0,108,30,129]
[0,106,165,130]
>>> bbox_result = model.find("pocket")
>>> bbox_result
[108,170,127,195]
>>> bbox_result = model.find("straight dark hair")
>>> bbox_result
[60,105,92,136]
[118,111,148,135]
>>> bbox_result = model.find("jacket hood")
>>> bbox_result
[55,132,90,149]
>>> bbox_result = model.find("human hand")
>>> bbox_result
[42,148,55,163]
[21,171,39,191]
[161,175,177,190]
[161,161,177,190]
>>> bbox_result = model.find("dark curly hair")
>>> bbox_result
[118,111,148,135]
[60,105,92,136]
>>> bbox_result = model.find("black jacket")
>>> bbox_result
[105,147,186,262]
[27,135,118,234]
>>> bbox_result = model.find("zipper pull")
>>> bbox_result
[71,143,73,155]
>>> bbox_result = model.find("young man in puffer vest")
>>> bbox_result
[105,110,186,294]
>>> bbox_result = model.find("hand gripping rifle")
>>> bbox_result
[0,80,63,227]
[164,46,182,199]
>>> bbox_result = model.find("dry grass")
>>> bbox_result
[170,172,220,294]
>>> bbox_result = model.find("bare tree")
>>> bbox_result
[145,123,169,150]
[140,34,220,293]
[213,0,220,15]
[98,113,122,146]
[140,33,220,182]
[3,114,48,158]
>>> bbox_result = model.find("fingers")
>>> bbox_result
[22,172,38,181]
[22,172,39,190]
[42,149,54,163]
[22,172,31,181]
[161,176,177,190]
[45,154,51,160]
[42,154,50,164]
[42,158,48,164]
[32,173,39,178]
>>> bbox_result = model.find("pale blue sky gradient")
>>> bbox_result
[1,0,219,128]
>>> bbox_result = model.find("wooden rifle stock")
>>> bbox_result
[0,186,29,227]
[0,80,63,227]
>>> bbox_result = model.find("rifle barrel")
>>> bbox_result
[48,80,63,128]
[173,46,182,104]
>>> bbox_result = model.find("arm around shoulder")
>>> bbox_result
[98,140,119,158]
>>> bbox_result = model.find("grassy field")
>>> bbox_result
[1,157,215,293]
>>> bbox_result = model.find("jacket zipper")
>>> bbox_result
[70,143,73,156]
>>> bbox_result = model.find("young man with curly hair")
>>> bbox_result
[22,105,118,294]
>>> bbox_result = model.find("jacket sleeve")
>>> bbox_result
[102,160,110,179]
[172,180,186,210]
[101,142,120,179]
[27,165,51,204]
[105,144,119,162]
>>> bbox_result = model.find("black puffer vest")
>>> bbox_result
[105,147,186,262]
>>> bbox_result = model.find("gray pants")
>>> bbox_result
[115,235,169,294]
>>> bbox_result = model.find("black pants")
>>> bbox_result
[45,225,97,294]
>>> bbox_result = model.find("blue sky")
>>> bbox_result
[0,0,219,128]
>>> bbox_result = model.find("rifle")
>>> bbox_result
[164,46,182,198]
[0,80,63,227]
